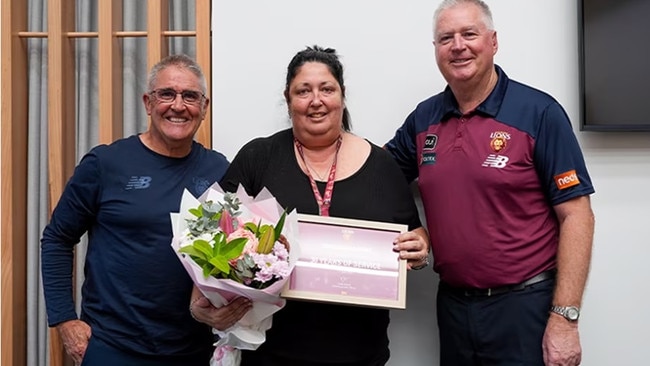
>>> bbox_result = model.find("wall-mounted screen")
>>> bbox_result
[579,0,650,131]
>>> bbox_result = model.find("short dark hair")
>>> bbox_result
[284,45,351,131]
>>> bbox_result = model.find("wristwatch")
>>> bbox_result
[412,254,430,270]
[550,305,580,322]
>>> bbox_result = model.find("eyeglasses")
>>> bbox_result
[149,88,206,105]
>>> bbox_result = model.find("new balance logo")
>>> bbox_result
[482,154,509,168]
[125,176,152,190]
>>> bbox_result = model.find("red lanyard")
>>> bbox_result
[295,137,342,216]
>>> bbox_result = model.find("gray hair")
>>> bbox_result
[433,0,494,38]
[147,54,208,95]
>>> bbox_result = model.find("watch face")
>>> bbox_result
[566,307,580,321]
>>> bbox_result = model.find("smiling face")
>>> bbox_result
[142,65,209,156]
[287,62,344,146]
[433,2,498,89]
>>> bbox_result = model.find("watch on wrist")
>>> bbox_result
[412,254,430,270]
[550,305,580,322]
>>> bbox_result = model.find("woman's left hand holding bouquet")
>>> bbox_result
[190,289,252,330]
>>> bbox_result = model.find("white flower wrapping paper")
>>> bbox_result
[170,183,300,366]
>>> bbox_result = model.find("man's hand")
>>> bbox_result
[543,314,582,365]
[393,227,430,270]
[56,319,91,365]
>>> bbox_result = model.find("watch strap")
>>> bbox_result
[412,254,430,270]
[550,305,580,321]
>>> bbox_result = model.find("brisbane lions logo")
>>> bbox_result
[489,131,510,152]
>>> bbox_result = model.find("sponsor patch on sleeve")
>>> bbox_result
[554,170,580,190]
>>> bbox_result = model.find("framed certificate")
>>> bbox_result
[281,213,407,309]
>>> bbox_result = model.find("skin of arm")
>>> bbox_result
[542,195,595,366]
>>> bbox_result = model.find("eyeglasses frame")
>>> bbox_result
[149,88,207,105]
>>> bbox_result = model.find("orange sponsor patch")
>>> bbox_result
[554,170,580,190]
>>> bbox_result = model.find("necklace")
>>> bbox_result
[302,158,331,181]
[295,136,342,216]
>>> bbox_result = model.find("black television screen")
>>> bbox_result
[579,0,650,131]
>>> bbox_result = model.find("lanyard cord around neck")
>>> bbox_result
[295,136,342,216]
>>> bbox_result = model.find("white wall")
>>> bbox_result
[212,1,650,365]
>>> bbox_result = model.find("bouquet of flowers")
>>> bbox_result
[170,183,299,366]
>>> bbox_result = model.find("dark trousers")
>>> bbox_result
[437,277,555,366]
[80,336,211,366]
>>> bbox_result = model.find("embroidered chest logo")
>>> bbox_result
[482,154,509,168]
[193,177,211,195]
[554,170,580,190]
[125,176,152,190]
[423,134,438,150]
[489,131,510,152]
[420,134,438,166]
[420,152,437,165]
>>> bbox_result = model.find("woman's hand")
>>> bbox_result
[189,296,253,330]
[393,227,430,270]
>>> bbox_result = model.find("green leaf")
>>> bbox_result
[192,239,214,258]
[179,239,213,259]
[202,265,211,278]
[274,210,287,241]
[208,256,232,274]
[191,257,209,267]
[211,232,226,256]
[179,245,207,260]
[189,206,203,218]
[208,265,227,278]
[221,237,248,259]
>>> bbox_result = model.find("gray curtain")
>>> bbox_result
[27,1,197,365]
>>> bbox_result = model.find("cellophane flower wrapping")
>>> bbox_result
[170,183,300,366]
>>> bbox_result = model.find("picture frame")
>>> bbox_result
[281,214,408,309]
